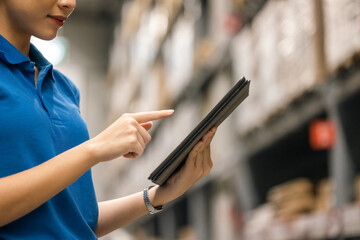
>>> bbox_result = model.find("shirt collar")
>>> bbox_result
[0,34,55,81]
[29,43,55,82]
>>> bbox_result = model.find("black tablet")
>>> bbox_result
[148,77,250,185]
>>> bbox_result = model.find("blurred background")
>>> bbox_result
[32,0,360,239]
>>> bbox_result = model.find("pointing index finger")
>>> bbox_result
[131,110,174,123]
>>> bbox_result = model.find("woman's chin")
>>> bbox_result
[34,31,58,41]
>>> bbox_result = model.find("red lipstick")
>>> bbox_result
[48,15,67,27]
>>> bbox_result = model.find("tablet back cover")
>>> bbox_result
[148,77,250,185]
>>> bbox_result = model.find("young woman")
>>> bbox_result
[0,0,217,239]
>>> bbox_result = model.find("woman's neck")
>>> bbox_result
[1,31,31,57]
[0,8,31,57]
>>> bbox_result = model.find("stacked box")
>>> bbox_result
[275,0,317,98]
[267,178,315,220]
[356,175,360,204]
[231,26,263,134]
[315,179,333,212]
[163,16,195,99]
[231,0,318,135]
[323,0,360,72]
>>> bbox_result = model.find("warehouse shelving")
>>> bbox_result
[126,62,360,240]
[103,0,360,239]
[242,58,360,240]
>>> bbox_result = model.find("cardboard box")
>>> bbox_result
[323,0,360,72]
[268,178,315,220]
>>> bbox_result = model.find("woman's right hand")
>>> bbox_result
[87,110,174,163]
[0,109,175,227]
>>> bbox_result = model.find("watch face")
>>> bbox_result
[149,203,163,214]
[150,208,163,214]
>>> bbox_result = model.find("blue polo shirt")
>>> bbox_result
[0,35,98,239]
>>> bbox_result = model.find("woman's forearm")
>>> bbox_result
[0,142,97,227]
[95,192,148,238]
[95,186,167,238]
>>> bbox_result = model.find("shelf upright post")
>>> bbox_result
[313,0,327,83]
[323,80,355,239]
[234,146,259,211]
[324,81,355,206]
[187,188,209,240]
[315,0,355,208]
[157,207,177,240]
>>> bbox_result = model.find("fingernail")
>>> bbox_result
[166,109,174,113]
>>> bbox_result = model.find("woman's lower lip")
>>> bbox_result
[50,17,64,27]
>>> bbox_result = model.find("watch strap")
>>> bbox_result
[143,186,163,214]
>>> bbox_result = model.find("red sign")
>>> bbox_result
[309,120,336,150]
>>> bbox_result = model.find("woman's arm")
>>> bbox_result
[0,110,173,227]
[94,127,217,238]
[0,143,96,227]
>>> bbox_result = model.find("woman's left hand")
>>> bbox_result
[94,127,217,237]
[149,127,217,207]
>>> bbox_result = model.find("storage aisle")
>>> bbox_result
[98,0,360,239]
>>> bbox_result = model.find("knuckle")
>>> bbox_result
[122,113,131,119]
[129,126,137,134]
[138,144,145,154]
[126,124,138,134]
[188,152,196,160]
[137,149,144,156]
[129,135,138,144]
[127,117,137,125]
[146,134,152,144]
[121,114,134,123]
[197,169,204,178]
